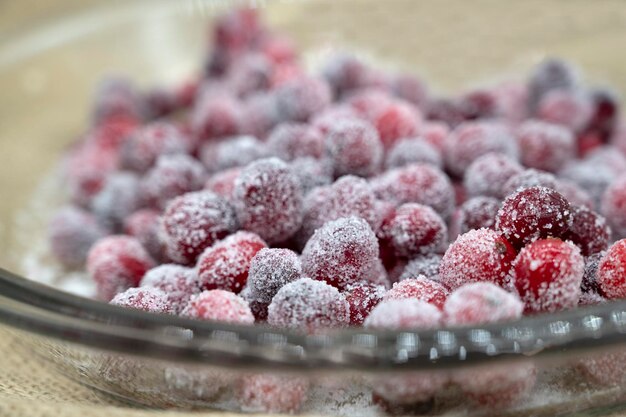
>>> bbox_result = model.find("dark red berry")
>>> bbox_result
[563,205,611,256]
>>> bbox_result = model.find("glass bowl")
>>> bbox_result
[0,1,625,415]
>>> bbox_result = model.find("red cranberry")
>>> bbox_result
[161,191,238,265]
[426,97,466,127]
[204,167,241,200]
[344,282,386,326]
[267,277,350,332]
[527,58,579,111]
[123,209,166,262]
[65,142,118,207]
[246,248,301,303]
[325,118,383,177]
[563,205,611,256]
[110,287,172,313]
[419,121,449,152]
[260,35,297,64]
[275,76,331,122]
[266,123,324,161]
[600,174,626,238]
[91,172,141,231]
[513,238,584,313]
[537,90,592,132]
[439,228,517,290]
[233,158,303,244]
[226,53,272,97]
[301,216,380,290]
[237,374,309,414]
[87,235,156,301]
[140,264,199,313]
[373,100,422,150]
[365,299,442,330]
[496,186,572,249]
[555,179,594,209]
[392,73,429,109]
[310,105,362,136]
[182,290,254,324]
[443,282,523,326]
[502,169,558,197]
[212,8,261,51]
[596,239,626,299]
[200,135,267,172]
[239,92,281,138]
[586,87,620,141]
[450,196,500,238]
[516,120,575,172]
[493,81,529,125]
[322,53,369,95]
[347,88,393,121]
[197,231,267,293]
[383,277,448,310]
[192,94,242,141]
[399,254,442,282]
[289,157,333,194]
[463,153,522,199]
[91,76,142,125]
[385,137,442,170]
[459,89,500,120]
[49,206,107,268]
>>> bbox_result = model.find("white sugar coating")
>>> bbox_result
[91,171,141,230]
[438,228,514,291]
[191,93,242,140]
[399,254,442,281]
[383,275,448,309]
[161,190,238,265]
[586,145,626,174]
[275,76,332,122]
[140,264,200,313]
[310,104,362,135]
[266,123,325,161]
[182,290,254,324]
[233,157,303,244]
[204,167,241,200]
[502,168,558,197]
[140,154,206,210]
[464,152,523,199]
[537,89,592,132]
[200,135,267,172]
[450,196,500,238]
[344,282,387,325]
[301,216,380,289]
[164,365,230,401]
[596,239,626,299]
[325,118,383,177]
[578,291,606,306]
[370,163,455,218]
[267,277,350,332]
[559,160,615,207]
[364,299,442,330]
[444,121,518,177]
[555,179,594,209]
[289,157,333,194]
[516,119,575,173]
[601,174,626,238]
[385,137,443,170]
[247,248,302,303]
[237,374,309,414]
[443,282,523,326]
[513,239,584,313]
[110,286,172,314]
[577,352,626,386]
[239,91,281,138]
[48,206,107,268]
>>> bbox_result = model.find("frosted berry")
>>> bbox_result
[596,239,626,299]
[463,153,522,199]
[200,135,267,173]
[419,121,449,152]
[91,76,141,125]
[555,179,594,209]
[365,299,442,330]
[373,100,422,150]
[537,89,591,132]
[49,206,107,268]
[226,53,272,97]
[392,73,429,108]
[581,252,604,294]
[496,186,572,249]
[240,92,280,138]
[385,137,442,170]
[344,282,386,326]
[459,89,500,120]
[325,118,383,177]
[141,154,205,210]
[586,87,620,141]
[443,282,523,326]
[267,277,350,332]
[527,58,579,111]
[161,191,237,265]
[450,196,499,238]
[197,231,267,293]
[347,88,394,121]
[310,105,361,136]
[87,235,156,301]
[192,94,242,141]
[212,8,261,51]
[204,167,241,200]
[439,228,517,290]
[140,264,199,313]
[516,120,575,172]
[563,205,611,256]
[110,287,172,314]
[266,123,324,161]
[237,374,309,414]
[289,157,333,194]
[426,97,466,128]
[65,142,118,207]
[399,254,442,282]
[502,169,559,197]
[91,172,141,231]
[322,53,369,95]
[513,238,584,313]
[123,209,165,262]
[383,276,448,310]
[233,158,303,244]
[600,174,626,238]
[182,290,254,324]
[247,248,301,303]
[275,76,331,122]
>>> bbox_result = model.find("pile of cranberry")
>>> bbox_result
[47,7,626,413]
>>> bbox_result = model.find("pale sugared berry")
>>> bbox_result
[459,89,500,120]
[385,137,442,169]
[246,248,301,303]
[463,153,523,199]
[383,276,448,310]
[226,53,272,97]
[91,172,141,231]
[555,179,594,209]
[87,235,156,301]
[537,89,591,132]
[347,88,393,121]
[586,87,620,141]
[110,287,172,313]
[496,186,572,249]
[344,282,386,326]
[560,160,619,208]
[322,53,369,95]
[275,76,331,122]
[449,196,499,238]
[65,142,118,207]
[373,100,422,150]
[289,157,333,194]
[596,239,626,299]
[91,76,142,125]
[392,73,429,108]
[140,264,199,313]
[563,205,611,256]
[310,105,362,136]
[237,374,309,414]
[513,238,584,313]
[325,118,383,177]
[600,174,626,238]
[426,97,466,127]
[516,120,575,172]
[204,167,241,200]
[123,209,165,262]
[581,252,604,294]
[49,206,107,268]
[197,231,267,293]
[527,58,579,111]
[212,8,261,51]
[161,191,238,265]
[399,254,442,282]
[443,282,523,326]
[439,228,517,290]
[192,94,242,141]
[502,169,558,196]
[267,277,350,332]
[266,123,324,161]
[200,135,267,173]
[141,154,205,210]
[419,121,449,152]
[233,158,303,244]
[240,92,281,138]
[182,289,254,324]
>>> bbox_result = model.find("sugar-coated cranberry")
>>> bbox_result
[226,53,272,97]
[110,287,172,313]
[371,163,455,218]
[563,205,611,256]
[266,123,324,161]
[267,277,350,332]
[344,282,386,326]
[365,299,442,330]
[586,87,620,140]
[49,206,107,269]
[239,92,281,138]
[141,154,205,210]
[91,76,142,125]
[310,105,362,136]
[289,157,333,194]
[586,146,626,174]
[91,172,141,231]
[493,81,529,125]
[383,276,448,310]
[399,254,442,282]
[143,87,178,120]
[513,238,584,313]
[322,53,369,95]
[140,264,199,313]
[555,179,594,209]
[269,62,305,88]
[197,231,267,293]
[302,216,380,290]
[200,135,267,173]
[463,153,523,199]
[579,291,606,306]
[275,76,331,122]
[378,203,447,258]
[204,167,241,200]
[419,121,449,153]
[233,158,303,244]
[577,352,626,386]
[516,120,575,172]
[65,141,119,207]
[182,289,254,324]
[596,239,626,299]
[260,35,297,64]
[373,100,422,150]
[527,58,579,111]
[240,287,270,322]
[581,252,604,294]
[192,93,242,141]
[426,97,466,127]
[123,209,165,262]
[443,282,523,326]
[212,8,261,51]
[459,89,500,120]
[439,228,517,290]
[496,186,572,249]
[119,122,190,173]
[385,137,442,169]
[601,174,626,238]
[161,191,238,265]
[450,197,498,239]
[237,374,309,414]
[392,73,429,109]
[347,88,394,120]
[247,248,301,303]
[87,235,156,301]
[537,90,592,132]
[444,121,518,178]
[325,118,383,177]
[502,169,558,197]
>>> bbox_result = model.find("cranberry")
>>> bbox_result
[267,277,350,332]
[212,8,261,51]
[581,252,604,294]
[260,35,297,65]
[563,205,611,256]
[596,239,626,299]
[91,76,142,125]
[459,89,500,120]
[419,121,449,152]
[200,135,267,173]
[493,81,529,125]
[301,216,380,290]
[496,186,572,249]
[516,120,575,172]
[182,290,254,324]
[586,87,620,141]
[204,167,241,200]
[555,179,594,209]
[226,53,272,97]
[123,209,166,262]
[87,235,156,301]
[325,118,383,177]
[140,264,199,313]
[110,287,172,313]
[161,191,238,265]
[239,92,280,138]
[237,374,309,414]
[399,254,442,282]
[65,143,118,207]
[233,158,303,244]
[275,76,331,122]
[310,105,362,136]
[143,87,178,120]
[289,157,333,194]
[450,196,500,238]
[91,172,141,231]
[527,58,579,112]
[443,282,523,326]
[392,73,429,109]
[246,248,301,303]
[385,137,442,169]
[192,94,242,141]
[537,90,592,132]
[373,100,422,150]
[426,97,466,127]
[197,231,267,293]
[344,282,386,326]
[513,238,584,313]
[463,153,522,199]
[383,277,448,310]
[365,299,442,330]
[240,287,270,322]
[502,169,559,196]
[601,174,626,238]
[266,123,324,161]
[347,89,394,121]
[439,228,517,290]
[322,53,369,95]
